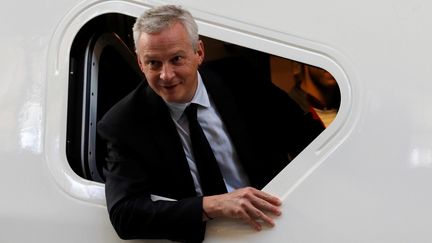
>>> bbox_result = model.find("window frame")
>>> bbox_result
[46,2,353,205]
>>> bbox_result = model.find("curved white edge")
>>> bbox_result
[45,0,359,213]
[45,0,151,206]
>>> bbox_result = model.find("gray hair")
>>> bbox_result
[132,5,199,51]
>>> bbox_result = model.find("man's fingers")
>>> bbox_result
[246,216,263,231]
[246,189,282,216]
[241,207,263,231]
[246,206,275,228]
[254,190,282,206]
[252,196,282,216]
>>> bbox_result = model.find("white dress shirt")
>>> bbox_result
[165,72,250,196]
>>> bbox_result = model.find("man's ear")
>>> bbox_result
[196,40,205,65]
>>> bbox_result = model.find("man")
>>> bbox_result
[98,5,323,242]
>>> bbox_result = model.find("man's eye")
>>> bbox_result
[146,60,161,69]
[172,56,184,64]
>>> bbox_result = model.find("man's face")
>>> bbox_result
[136,22,204,103]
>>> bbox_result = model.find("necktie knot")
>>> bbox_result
[184,103,198,122]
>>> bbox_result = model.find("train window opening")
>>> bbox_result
[270,56,341,128]
[66,13,340,183]
[67,14,142,181]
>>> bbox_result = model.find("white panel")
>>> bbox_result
[1,0,432,242]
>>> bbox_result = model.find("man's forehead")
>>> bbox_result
[140,48,187,59]
[138,39,193,60]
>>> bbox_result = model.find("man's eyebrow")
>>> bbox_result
[172,50,186,56]
[143,50,187,60]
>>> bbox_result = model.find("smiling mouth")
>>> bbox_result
[161,83,179,90]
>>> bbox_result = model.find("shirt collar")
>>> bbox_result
[166,72,211,121]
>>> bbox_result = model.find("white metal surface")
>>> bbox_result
[1,0,431,242]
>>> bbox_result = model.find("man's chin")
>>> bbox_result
[162,95,190,104]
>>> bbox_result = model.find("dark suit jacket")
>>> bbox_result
[97,58,324,242]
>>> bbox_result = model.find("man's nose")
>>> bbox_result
[160,64,175,81]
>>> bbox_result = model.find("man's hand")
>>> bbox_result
[202,187,282,231]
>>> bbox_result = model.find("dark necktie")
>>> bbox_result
[184,103,227,196]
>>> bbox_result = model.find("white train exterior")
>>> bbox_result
[1,0,432,242]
